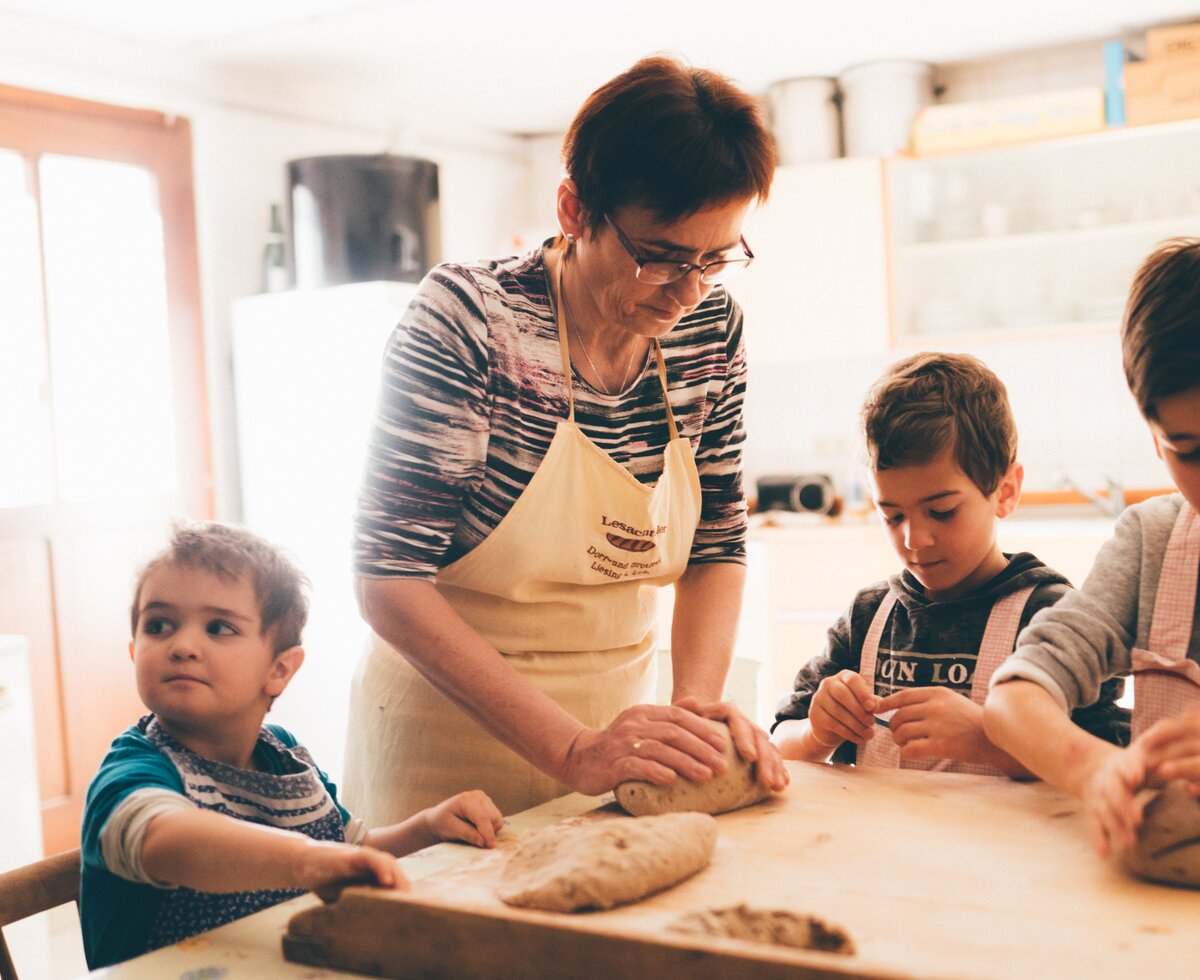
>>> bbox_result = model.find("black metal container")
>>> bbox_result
[287,154,440,287]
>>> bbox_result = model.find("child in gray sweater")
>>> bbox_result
[986,238,1200,857]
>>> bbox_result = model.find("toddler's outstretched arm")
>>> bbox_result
[365,789,505,856]
[139,807,407,901]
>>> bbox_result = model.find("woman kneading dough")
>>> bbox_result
[344,55,788,825]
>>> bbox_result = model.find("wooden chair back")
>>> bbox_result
[0,849,82,980]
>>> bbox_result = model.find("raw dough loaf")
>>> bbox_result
[668,903,855,955]
[497,812,717,912]
[616,720,772,816]
[1121,780,1200,887]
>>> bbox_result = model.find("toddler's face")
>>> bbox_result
[130,562,288,733]
[1149,385,1200,511]
[871,447,1020,601]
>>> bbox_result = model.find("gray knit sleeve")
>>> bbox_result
[992,497,1180,711]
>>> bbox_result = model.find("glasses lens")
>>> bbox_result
[637,262,689,285]
[700,259,751,285]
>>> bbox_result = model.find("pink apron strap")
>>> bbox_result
[1145,502,1200,656]
[969,585,1037,706]
[860,585,1034,775]
[858,592,902,769]
[1132,501,1200,736]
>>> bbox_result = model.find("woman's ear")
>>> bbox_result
[556,178,587,239]
[265,645,305,698]
[995,461,1024,519]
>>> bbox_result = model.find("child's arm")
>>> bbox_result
[985,679,1146,854]
[878,686,1034,777]
[139,807,406,901]
[364,790,505,856]
[773,602,877,762]
[776,670,879,762]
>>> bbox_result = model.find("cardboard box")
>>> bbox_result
[1146,22,1200,60]
[1125,54,1200,126]
[911,88,1104,156]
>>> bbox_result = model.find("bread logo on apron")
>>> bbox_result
[601,516,666,553]
[605,532,655,553]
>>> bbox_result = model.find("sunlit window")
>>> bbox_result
[39,155,177,500]
[0,150,54,508]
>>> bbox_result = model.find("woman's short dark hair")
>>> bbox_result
[861,352,1018,497]
[1122,237,1200,420]
[562,55,775,231]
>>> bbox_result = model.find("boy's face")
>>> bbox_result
[129,562,300,736]
[1149,385,1200,510]
[871,447,1021,601]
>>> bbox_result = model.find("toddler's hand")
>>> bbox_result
[1079,744,1149,858]
[876,687,989,764]
[810,670,879,748]
[294,840,409,903]
[1138,706,1200,794]
[424,790,504,848]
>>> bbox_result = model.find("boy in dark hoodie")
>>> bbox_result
[772,352,1127,774]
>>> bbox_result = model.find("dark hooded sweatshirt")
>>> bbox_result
[773,553,1130,765]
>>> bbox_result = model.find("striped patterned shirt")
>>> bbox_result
[354,245,748,578]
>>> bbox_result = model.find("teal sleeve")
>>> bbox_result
[82,727,184,873]
[80,726,184,969]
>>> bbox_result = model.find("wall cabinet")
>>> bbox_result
[734,158,890,364]
[888,120,1200,340]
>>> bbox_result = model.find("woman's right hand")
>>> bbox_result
[559,703,731,796]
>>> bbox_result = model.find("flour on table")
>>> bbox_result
[668,903,856,955]
[497,812,717,912]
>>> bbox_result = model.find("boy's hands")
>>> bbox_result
[1078,708,1200,858]
[293,840,409,903]
[810,670,880,748]
[1079,743,1149,857]
[1140,705,1200,793]
[423,790,505,849]
[876,687,990,764]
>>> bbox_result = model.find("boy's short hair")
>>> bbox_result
[862,352,1017,496]
[130,522,308,653]
[1122,237,1200,421]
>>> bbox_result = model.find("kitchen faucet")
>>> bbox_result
[1058,474,1126,518]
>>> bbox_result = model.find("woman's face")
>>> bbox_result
[571,196,755,340]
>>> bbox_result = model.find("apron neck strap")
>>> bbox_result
[550,240,680,440]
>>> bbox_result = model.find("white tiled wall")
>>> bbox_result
[743,329,1164,502]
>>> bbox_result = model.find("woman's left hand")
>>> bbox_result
[674,695,790,791]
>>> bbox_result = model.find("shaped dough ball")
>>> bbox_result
[1121,780,1200,887]
[498,812,718,912]
[615,719,772,816]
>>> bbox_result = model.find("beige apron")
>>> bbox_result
[344,244,703,825]
[1131,501,1200,738]
[858,585,1035,775]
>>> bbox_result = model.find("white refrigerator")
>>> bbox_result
[231,281,417,782]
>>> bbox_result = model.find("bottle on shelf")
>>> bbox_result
[261,203,288,293]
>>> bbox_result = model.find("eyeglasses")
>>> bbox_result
[604,215,754,286]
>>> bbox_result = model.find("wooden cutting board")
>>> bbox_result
[284,762,1200,978]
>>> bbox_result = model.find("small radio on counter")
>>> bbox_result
[755,474,838,515]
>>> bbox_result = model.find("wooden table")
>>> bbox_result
[90,763,1200,978]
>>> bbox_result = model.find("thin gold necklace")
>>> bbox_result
[560,268,639,396]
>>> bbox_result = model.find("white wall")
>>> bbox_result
[0,14,533,520]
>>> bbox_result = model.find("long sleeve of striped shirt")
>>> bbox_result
[354,245,749,579]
